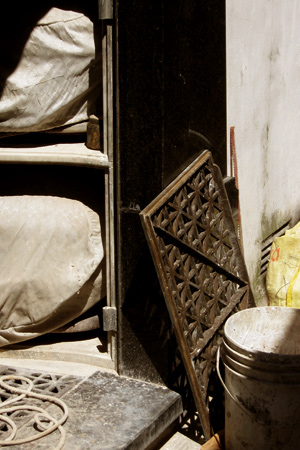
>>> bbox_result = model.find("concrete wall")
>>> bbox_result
[226,1,300,303]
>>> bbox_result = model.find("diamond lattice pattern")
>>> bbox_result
[141,152,250,438]
[153,165,239,275]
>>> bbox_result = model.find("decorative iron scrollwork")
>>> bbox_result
[140,150,252,440]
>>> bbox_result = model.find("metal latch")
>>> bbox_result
[103,306,117,332]
[98,0,113,20]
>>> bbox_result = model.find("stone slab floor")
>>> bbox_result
[0,361,186,450]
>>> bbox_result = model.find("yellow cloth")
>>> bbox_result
[266,222,300,308]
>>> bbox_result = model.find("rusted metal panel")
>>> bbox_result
[140,150,251,440]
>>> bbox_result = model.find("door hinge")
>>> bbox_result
[98,0,113,20]
[103,306,117,332]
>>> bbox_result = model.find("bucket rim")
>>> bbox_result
[222,338,300,368]
[221,343,300,383]
[224,306,300,362]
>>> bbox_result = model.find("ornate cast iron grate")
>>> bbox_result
[140,150,252,440]
[0,366,77,446]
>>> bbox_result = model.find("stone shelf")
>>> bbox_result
[0,142,111,168]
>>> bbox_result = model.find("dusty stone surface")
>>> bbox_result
[1,368,182,449]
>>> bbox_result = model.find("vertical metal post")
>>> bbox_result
[102,21,117,365]
[99,0,114,20]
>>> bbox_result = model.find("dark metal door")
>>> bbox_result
[115,0,227,382]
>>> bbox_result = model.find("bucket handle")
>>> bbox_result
[216,345,240,405]
[216,345,266,424]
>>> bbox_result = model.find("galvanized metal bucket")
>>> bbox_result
[217,306,300,450]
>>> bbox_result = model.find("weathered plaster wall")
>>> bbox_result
[227,1,300,303]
